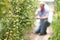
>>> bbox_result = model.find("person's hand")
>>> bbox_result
[36,18,40,19]
[35,17,40,19]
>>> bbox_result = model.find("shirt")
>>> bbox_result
[36,8,49,23]
[35,8,53,23]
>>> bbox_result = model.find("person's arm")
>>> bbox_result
[35,9,40,19]
[36,13,49,20]
[40,14,48,19]
[35,12,39,19]
[35,12,38,16]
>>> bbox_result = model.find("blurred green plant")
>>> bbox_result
[0,0,38,40]
[49,0,60,40]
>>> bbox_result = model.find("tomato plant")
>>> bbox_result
[0,0,38,40]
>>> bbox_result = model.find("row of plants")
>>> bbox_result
[49,0,60,40]
[0,0,38,40]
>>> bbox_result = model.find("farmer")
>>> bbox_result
[35,2,51,35]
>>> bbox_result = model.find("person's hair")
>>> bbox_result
[39,2,45,6]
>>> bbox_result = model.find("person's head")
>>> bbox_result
[39,2,45,11]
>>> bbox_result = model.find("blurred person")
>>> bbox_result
[35,2,51,35]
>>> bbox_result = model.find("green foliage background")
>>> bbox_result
[0,0,38,40]
[49,0,60,40]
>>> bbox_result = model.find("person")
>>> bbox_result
[35,2,51,35]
